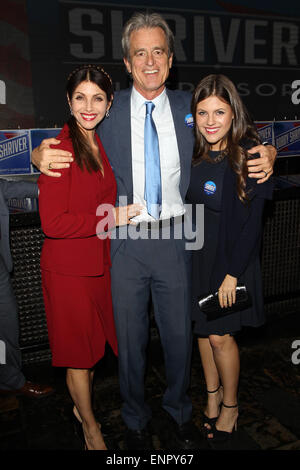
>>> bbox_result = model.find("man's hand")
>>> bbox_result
[31,138,73,177]
[113,204,142,226]
[247,144,276,184]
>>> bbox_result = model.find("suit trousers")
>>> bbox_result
[0,254,25,390]
[111,226,193,430]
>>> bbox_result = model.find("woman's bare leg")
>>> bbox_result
[66,368,107,450]
[208,334,239,435]
[198,337,223,423]
[73,368,95,423]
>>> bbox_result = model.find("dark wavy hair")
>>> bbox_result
[66,65,113,173]
[191,74,261,202]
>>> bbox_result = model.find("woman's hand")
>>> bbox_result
[218,274,238,308]
[113,204,142,226]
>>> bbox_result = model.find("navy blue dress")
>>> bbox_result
[186,151,266,336]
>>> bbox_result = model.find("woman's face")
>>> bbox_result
[195,95,234,151]
[68,80,111,135]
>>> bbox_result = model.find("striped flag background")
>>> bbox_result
[0,0,35,129]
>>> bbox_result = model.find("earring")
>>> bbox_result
[70,107,73,116]
[106,109,110,118]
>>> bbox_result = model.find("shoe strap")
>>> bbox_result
[207,384,221,394]
[222,402,238,408]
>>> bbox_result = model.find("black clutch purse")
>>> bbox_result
[198,285,252,321]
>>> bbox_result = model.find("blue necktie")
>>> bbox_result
[144,101,162,220]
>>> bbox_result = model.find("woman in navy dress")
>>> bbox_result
[186,74,273,443]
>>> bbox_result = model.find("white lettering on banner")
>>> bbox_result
[273,22,298,65]
[162,14,187,61]
[276,133,289,149]
[65,6,300,66]
[237,82,292,98]
[245,20,268,64]
[292,80,300,104]
[194,16,204,62]
[0,80,6,104]
[210,17,240,63]
[0,135,28,159]
[69,8,104,58]
[290,127,300,143]
[257,126,272,141]
[256,83,276,96]
[274,126,300,150]
[111,10,123,60]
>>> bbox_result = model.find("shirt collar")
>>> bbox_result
[131,86,167,116]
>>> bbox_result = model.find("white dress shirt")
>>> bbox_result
[130,87,185,223]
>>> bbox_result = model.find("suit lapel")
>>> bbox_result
[167,89,193,200]
[111,88,133,202]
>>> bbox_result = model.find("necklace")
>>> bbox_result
[209,152,226,164]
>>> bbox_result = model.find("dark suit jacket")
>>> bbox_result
[38,124,117,276]
[0,178,38,272]
[98,87,194,260]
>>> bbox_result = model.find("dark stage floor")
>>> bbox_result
[1,311,300,452]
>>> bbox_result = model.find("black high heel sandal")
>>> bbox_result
[71,409,86,449]
[71,407,116,450]
[208,402,238,443]
[202,385,223,435]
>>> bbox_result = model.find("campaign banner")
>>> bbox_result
[30,128,61,151]
[30,128,61,173]
[0,130,31,175]
[273,121,300,157]
[255,122,274,146]
[0,128,61,175]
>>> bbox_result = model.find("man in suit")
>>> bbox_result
[31,12,276,448]
[0,178,53,398]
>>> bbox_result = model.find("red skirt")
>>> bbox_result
[42,268,118,368]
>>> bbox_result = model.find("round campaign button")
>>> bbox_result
[184,113,194,128]
[204,180,216,195]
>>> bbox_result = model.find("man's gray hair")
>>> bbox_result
[122,12,175,61]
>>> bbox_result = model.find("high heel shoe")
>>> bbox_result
[71,409,86,449]
[208,402,238,443]
[71,407,115,450]
[202,385,223,435]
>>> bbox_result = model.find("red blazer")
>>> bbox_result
[38,124,117,276]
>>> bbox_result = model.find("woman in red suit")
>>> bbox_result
[38,65,140,450]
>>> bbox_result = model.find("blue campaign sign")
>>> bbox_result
[273,121,300,157]
[255,122,274,146]
[30,128,61,173]
[0,130,31,175]
[0,128,62,175]
[30,128,61,150]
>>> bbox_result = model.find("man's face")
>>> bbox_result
[123,27,173,100]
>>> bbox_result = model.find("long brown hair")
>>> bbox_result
[66,65,113,173]
[191,74,260,202]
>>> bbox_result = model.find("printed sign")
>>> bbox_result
[255,122,274,146]
[30,128,61,151]
[30,128,61,173]
[0,128,61,175]
[273,121,300,157]
[0,130,31,175]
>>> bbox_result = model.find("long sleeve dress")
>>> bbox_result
[186,150,273,336]
[38,124,118,367]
